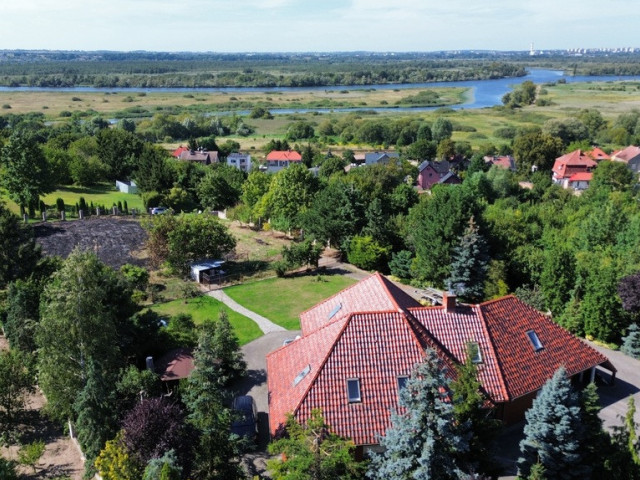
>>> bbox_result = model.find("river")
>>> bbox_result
[2,69,640,113]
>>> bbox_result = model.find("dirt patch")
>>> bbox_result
[0,336,84,479]
[33,217,148,270]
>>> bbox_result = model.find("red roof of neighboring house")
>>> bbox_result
[266,150,302,162]
[172,146,189,158]
[267,275,614,444]
[485,155,516,171]
[569,172,593,182]
[552,150,597,180]
[155,348,195,381]
[612,145,640,163]
[587,147,610,161]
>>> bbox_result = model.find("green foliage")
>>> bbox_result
[184,320,243,480]
[196,163,245,211]
[115,365,162,415]
[207,311,247,385]
[0,349,35,433]
[36,249,136,422]
[242,170,271,208]
[286,120,315,140]
[346,235,390,271]
[512,131,563,174]
[0,203,41,288]
[0,457,18,480]
[432,117,453,143]
[96,128,143,181]
[502,80,537,108]
[368,350,469,480]
[4,278,41,352]
[134,144,175,194]
[451,347,502,478]
[267,409,364,480]
[95,431,142,480]
[518,368,588,479]
[18,440,45,473]
[281,239,324,271]
[621,323,640,359]
[143,450,182,480]
[264,163,319,229]
[388,250,413,279]
[447,216,489,302]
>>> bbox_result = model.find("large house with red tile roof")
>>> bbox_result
[262,150,303,173]
[266,273,615,451]
[552,150,597,189]
[611,145,640,176]
[587,147,610,162]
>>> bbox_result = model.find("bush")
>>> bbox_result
[347,235,390,271]
[142,191,166,210]
[494,126,517,139]
[273,260,288,277]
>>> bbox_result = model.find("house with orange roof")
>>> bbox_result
[587,147,610,162]
[568,172,593,190]
[484,155,516,171]
[262,150,302,173]
[552,149,597,189]
[611,145,640,176]
[266,273,615,453]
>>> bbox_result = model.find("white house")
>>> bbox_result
[226,153,252,172]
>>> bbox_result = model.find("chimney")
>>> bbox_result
[443,291,457,313]
[146,356,155,371]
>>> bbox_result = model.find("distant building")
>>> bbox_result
[484,155,516,171]
[115,180,138,194]
[226,153,252,172]
[611,146,640,176]
[417,160,460,190]
[173,146,219,166]
[262,150,302,173]
[552,150,597,189]
[364,151,399,166]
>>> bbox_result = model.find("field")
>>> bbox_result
[0,86,467,118]
[224,273,357,330]
[149,296,263,345]
[2,183,145,217]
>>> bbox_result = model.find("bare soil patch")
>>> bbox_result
[33,217,148,270]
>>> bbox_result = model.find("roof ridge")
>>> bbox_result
[402,310,459,375]
[475,304,511,401]
[479,294,517,307]
[298,272,378,318]
[374,272,404,313]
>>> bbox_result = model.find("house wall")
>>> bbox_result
[500,391,538,425]
[417,168,438,189]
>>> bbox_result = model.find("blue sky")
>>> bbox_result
[1,0,638,52]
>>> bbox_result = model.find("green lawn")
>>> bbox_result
[149,296,263,346]
[224,273,357,330]
[2,183,145,216]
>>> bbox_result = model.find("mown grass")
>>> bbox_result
[2,183,145,216]
[223,273,356,330]
[149,296,263,346]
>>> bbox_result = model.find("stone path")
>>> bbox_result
[207,289,286,334]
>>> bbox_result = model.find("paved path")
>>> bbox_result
[207,289,286,334]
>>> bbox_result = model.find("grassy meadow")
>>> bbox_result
[224,273,357,330]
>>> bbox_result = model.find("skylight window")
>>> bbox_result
[293,364,311,386]
[526,330,544,351]
[397,376,409,392]
[468,342,482,364]
[328,302,342,320]
[347,378,361,403]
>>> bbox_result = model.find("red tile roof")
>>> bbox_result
[552,150,597,180]
[267,277,614,445]
[155,348,195,381]
[172,146,189,158]
[299,272,420,335]
[266,150,302,162]
[612,145,640,163]
[587,147,610,161]
[569,172,593,182]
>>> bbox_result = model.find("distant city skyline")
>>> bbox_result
[1,0,638,53]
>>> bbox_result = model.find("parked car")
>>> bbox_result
[150,206,168,215]
[231,395,258,440]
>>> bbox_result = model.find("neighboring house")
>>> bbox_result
[353,153,366,165]
[364,151,400,166]
[484,155,516,171]
[551,150,597,188]
[262,150,302,173]
[568,172,593,190]
[115,180,138,194]
[172,146,189,158]
[587,147,610,162]
[153,348,195,389]
[267,273,615,453]
[417,160,459,190]
[227,152,252,172]
[611,145,640,175]
[174,147,219,165]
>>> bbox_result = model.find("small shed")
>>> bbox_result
[115,180,138,194]
[190,259,225,283]
[155,348,195,382]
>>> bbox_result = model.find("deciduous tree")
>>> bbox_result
[0,204,41,288]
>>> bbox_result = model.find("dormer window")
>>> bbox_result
[468,342,482,364]
[526,330,544,351]
[347,378,361,403]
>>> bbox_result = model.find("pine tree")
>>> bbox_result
[517,367,588,479]
[211,311,246,385]
[580,382,613,477]
[447,216,489,303]
[451,346,502,478]
[621,323,640,359]
[184,321,243,480]
[368,350,469,480]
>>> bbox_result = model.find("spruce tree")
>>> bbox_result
[447,216,489,303]
[517,367,588,479]
[621,323,640,359]
[184,321,243,480]
[367,350,469,480]
[211,311,246,385]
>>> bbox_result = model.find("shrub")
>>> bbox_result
[2,104,11,109]
[347,235,390,271]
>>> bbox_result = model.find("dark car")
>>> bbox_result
[231,395,258,440]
